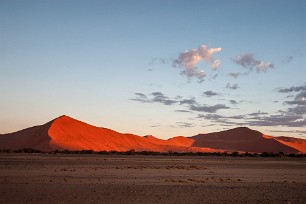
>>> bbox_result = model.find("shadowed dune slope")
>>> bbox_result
[0,121,53,151]
[191,127,301,154]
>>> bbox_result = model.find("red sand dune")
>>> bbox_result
[0,115,305,153]
[191,127,305,154]
[0,116,218,153]
[273,136,306,153]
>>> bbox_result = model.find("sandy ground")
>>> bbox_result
[0,154,306,203]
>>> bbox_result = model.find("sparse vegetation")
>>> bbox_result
[0,148,305,157]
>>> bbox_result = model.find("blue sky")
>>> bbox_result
[1,0,306,139]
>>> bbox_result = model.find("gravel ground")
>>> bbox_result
[1,154,306,203]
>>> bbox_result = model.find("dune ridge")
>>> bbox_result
[0,115,305,153]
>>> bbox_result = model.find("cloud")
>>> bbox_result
[195,103,306,127]
[190,104,230,113]
[233,53,274,72]
[172,44,222,81]
[278,84,306,93]
[282,56,294,64]
[176,122,194,128]
[268,129,306,134]
[203,91,218,97]
[151,92,177,105]
[132,92,231,114]
[149,58,169,66]
[179,98,197,105]
[248,110,268,116]
[211,59,220,70]
[175,110,191,113]
[135,93,147,98]
[247,114,306,127]
[198,114,223,120]
[226,83,239,90]
[285,91,306,106]
[198,114,245,120]
[279,83,306,117]
[197,114,247,127]
[246,85,306,126]
[288,105,306,115]
[150,124,161,128]
[227,72,241,79]
[131,93,150,103]
[229,100,238,105]
[131,92,177,105]
[210,74,218,80]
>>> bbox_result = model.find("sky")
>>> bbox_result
[1,0,306,139]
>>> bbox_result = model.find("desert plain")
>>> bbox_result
[0,153,306,204]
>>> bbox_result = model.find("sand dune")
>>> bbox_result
[0,115,305,153]
[0,116,218,153]
[273,136,306,153]
[191,127,302,154]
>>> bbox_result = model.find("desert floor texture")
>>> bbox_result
[0,154,306,203]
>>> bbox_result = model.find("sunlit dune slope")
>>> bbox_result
[191,127,300,154]
[48,115,218,152]
[273,136,306,153]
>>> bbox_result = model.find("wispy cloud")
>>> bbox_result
[203,91,218,97]
[268,129,306,135]
[176,122,194,128]
[175,110,191,113]
[211,59,220,70]
[278,84,306,93]
[210,74,218,80]
[233,53,274,72]
[131,93,150,103]
[198,114,245,120]
[226,83,239,90]
[227,72,241,79]
[150,92,177,105]
[288,104,306,115]
[149,58,169,66]
[190,104,230,113]
[132,92,231,114]
[198,112,306,128]
[131,92,177,105]
[247,114,306,127]
[285,91,306,106]
[280,83,306,117]
[179,98,197,105]
[248,110,268,116]
[282,56,294,64]
[243,82,306,127]
[229,100,238,105]
[172,44,222,82]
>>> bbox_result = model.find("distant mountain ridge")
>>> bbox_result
[0,115,305,154]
